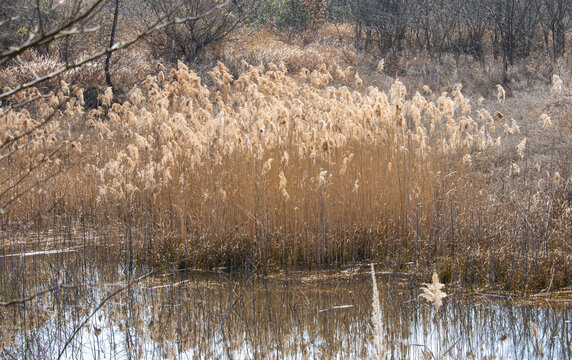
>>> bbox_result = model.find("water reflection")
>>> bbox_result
[1,260,571,359]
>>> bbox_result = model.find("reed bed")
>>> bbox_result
[1,59,570,291]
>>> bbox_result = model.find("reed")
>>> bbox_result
[1,59,571,291]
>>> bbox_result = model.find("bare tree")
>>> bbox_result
[0,1,31,52]
[460,0,488,64]
[341,0,570,74]
[143,0,258,63]
[486,0,542,82]
[417,0,458,58]
[349,0,414,55]
[541,0,569,59]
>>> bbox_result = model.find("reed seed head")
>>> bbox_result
[496,85,505,103]
[420,272,447,310]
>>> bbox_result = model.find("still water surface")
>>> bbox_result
[1,255,571,359]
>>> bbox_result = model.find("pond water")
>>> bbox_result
[1,252,572,359]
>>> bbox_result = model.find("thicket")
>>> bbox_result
[339,0,571,69]
[2,0,571,86]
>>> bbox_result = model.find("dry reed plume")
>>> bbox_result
[1,60,571,290]
[420,272,447,310]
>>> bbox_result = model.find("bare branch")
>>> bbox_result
[0,0,231,101]
[0,0,106,65]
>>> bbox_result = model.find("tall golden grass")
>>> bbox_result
[1,60,570,290]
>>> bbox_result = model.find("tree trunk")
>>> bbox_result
[105,0,120,89]
[553,21,566,58]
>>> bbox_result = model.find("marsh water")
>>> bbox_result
[1,249,572,360]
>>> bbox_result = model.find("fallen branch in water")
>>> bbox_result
[318,305,354,313]
[0,246,80,258]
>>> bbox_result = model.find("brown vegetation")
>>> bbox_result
[1,38,571,291]
[1,0,572,294]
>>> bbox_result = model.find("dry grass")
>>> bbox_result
[0,48,161,94]
[1,53,571,291]
[207,28,359,76]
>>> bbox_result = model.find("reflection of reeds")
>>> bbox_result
[530,321,544,357]
[416,272,453,360]
[370,263,384,359]
[420,272,447,310]
[1,254,569,359]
